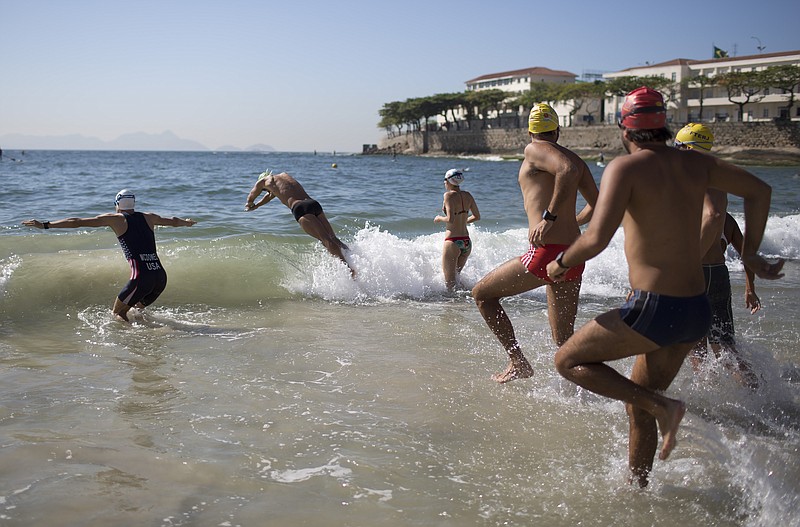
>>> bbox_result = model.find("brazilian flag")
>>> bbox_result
[713,46,729,59]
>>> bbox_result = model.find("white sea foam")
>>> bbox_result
[268,457,353,483]
[0,255,21,297]
[755,213,800,258]
[283,223,633,302]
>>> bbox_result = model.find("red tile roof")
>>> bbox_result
[614,50,800,72]
[466,66,577,84]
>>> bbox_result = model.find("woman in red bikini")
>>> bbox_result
[434,169,480,291]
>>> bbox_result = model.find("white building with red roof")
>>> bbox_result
[603,50,800,123]
[465,66,577,93]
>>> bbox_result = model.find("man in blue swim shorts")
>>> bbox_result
[675,125,761,388]
[245,170,355,277]
[546,87,784,487]
[23,189,197,322]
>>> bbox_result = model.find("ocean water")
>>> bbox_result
[1,149,799,527]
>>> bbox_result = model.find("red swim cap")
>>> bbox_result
[620,86,666,130]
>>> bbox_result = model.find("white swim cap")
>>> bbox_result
[444,169,464,186]
[115,189,135,210]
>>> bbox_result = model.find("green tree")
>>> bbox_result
[683,74,717,121]
[378,101,406,136]
[403,97,437,132]
[461,90,481,126]
[508,82,559,123]
[556,82,605,126]
[472,89,508,128]
[763,64,800,119]
[602,76,646,97]
[426,93,457,130]
[716,70,765,121]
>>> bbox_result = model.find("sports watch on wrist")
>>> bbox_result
[555,251,570,269]
[542,209,557,222]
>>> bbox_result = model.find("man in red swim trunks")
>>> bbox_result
[472,103,598,383]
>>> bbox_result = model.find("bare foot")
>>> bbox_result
[491,359,534,384]
[627,468,650,489]
[656,399,686,461]
[113,313,131,324]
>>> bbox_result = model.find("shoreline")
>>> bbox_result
[410,147,800,167]
[376,122,800,166]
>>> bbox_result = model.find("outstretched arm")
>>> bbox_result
[22,214,123,230]
[145,213,197,228]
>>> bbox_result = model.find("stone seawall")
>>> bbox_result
[378,121,800,164]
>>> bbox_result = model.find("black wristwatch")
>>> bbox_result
[555,251,570,269]
[542,209,557,222]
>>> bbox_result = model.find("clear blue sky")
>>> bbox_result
[2,0,798,152]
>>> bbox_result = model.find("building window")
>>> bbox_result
[671,72,676,81]
[763,108,769,118]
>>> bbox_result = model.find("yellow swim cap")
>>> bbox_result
[675,123,714,151]
[528,103,559,134]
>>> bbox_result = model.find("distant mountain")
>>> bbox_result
[108,131,208,151]
[0,130,210,151]
[245,144,276,152]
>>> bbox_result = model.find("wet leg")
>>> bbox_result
[473,258,547,383]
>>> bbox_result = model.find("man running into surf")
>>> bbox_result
[673,123,761,388]
[472,103,598,383]
[244,170,355,276]
[23,189,197,322]
[546,87,784,487]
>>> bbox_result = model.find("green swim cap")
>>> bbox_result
[257,169,273,181]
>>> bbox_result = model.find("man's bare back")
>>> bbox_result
[520,139,593,246]
[246,172,310,211]
[546,86,783,486]
[611,145,710,295]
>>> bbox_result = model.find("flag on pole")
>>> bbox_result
[713,46,729,58]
